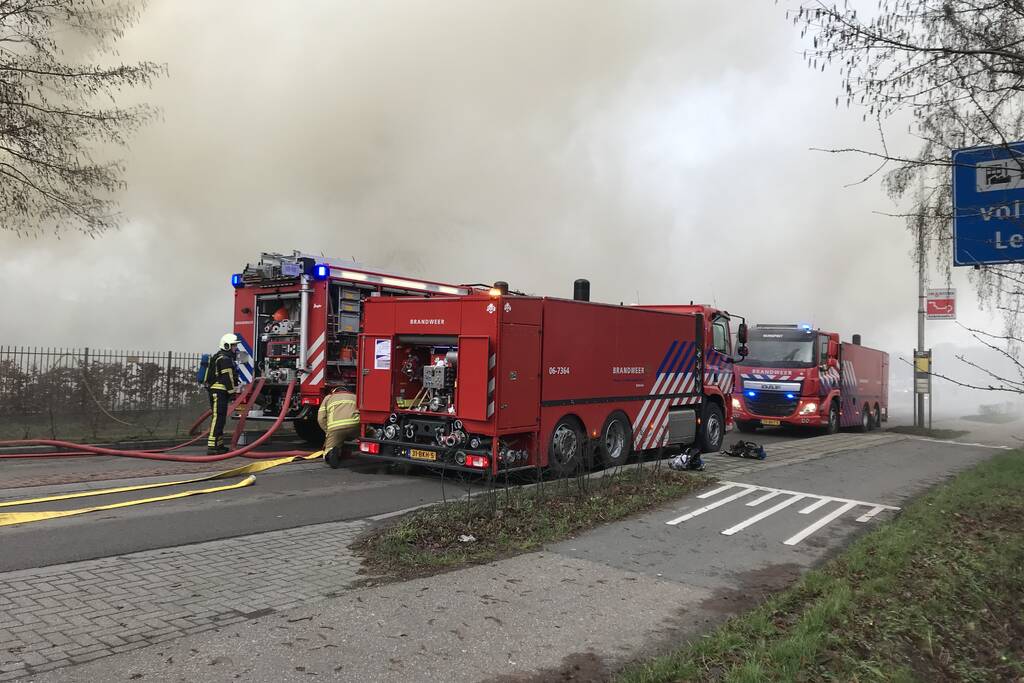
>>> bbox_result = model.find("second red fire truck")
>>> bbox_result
[731,324,889,434]
[228,252,478,443]
[356,281,747,474]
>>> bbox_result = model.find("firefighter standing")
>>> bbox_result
[318,386,359,468]
[203,333,241,455]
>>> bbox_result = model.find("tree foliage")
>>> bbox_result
[0,0,162,236]
[793,1,1024,392]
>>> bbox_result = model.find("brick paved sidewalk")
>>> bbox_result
[0,519,366,680]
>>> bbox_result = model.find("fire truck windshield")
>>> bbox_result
[743,329,815,368]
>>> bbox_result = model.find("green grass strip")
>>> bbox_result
[355,466,712,580]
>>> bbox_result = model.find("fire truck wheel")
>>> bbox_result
[293,417,326,446]
[697,403,725,453]
[858,405,871,432]
[873,403,882,428]
[825,402,839,435]
[548,417,585,477]
[735,420,758,434]
[597,412,632,467]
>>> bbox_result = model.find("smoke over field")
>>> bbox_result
[0,0,1001,364]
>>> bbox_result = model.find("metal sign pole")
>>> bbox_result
[917,219,927,428]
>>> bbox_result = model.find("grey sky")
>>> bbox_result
[0,0,996,362]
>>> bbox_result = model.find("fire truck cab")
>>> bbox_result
[356,285,747,475]
[229,252,474,443]
[732,324,889,434]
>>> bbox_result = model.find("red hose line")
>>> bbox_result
[187,408,213,436]
[0,382,301,462]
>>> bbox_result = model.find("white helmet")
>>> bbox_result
[220,333,240,350]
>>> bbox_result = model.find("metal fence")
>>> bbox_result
[0,346,204,418]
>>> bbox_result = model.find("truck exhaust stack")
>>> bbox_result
[573,279,590,302]
[852,334,862,345]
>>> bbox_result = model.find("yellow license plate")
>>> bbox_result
[760,419,781,426]
[409,449,437,461]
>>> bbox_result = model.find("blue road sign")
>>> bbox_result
[953,142,1024,266]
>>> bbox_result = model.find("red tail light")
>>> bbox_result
[465,455,489,469]
[359,441,380,454]
[301,396,322,406]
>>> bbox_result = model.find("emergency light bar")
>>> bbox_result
[331,269,468,296]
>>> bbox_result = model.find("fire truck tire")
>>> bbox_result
[872,403,882,429]
[293,417,325,446]
[548,417,585,477]
[858,404,871,432]
[597,412,632,467]
[697,402,725,453]
[735,420,758,434]
[825,401,839,435]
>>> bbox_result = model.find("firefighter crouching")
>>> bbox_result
[203,334,241,455]
[319,386,359,468]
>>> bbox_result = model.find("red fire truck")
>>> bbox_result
[355,281,747,474]
[229,252,477,443]
[731,324,889,434]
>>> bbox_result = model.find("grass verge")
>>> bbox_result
[618,449,1024,683]
[354,466,712,580]
[886,425,970,439]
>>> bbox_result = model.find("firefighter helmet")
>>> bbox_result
[272,306,289,322]
[219,333,240,351]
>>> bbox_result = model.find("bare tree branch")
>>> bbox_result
[0,0,163,236]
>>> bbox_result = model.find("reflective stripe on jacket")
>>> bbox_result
[206,350,238,392]
[319,391,359,431]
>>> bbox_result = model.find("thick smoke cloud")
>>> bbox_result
[0,0,999,385]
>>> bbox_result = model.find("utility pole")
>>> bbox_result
[916,216,926,428]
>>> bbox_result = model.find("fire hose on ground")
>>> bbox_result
[0,382,328,527]
[0,380,304,462]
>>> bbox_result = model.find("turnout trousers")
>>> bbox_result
[207,388,229,449]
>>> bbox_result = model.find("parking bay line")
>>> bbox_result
[722,494,806,536]
[666,481,900,545]
[784,501,859,546]
[665,485,757,525]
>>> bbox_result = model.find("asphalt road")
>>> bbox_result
[1,415,1010,574]
[0,460,488,572]
[0,424,827,572]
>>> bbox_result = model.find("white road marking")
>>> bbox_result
[907,436,1012,451]
[856,505,887,523]
[722,494,805,536]
[799,498,832,515]
[784,501,859,546]
[666,481,900,546]
[665,486,756,525]
[697,483,737,499]
[746,490,782,507]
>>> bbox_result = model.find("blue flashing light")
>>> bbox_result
[312,263,330,280]
[800,323,812,331]
[786,393,795,399]
[231,273,244,288]
[746,390,756,398]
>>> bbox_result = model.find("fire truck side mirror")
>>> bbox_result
[737,323,748,345]
[828,339,839,358]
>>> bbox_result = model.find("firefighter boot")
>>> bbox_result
[207,443,229,455]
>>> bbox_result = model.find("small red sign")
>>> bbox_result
[926,288,956,320]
